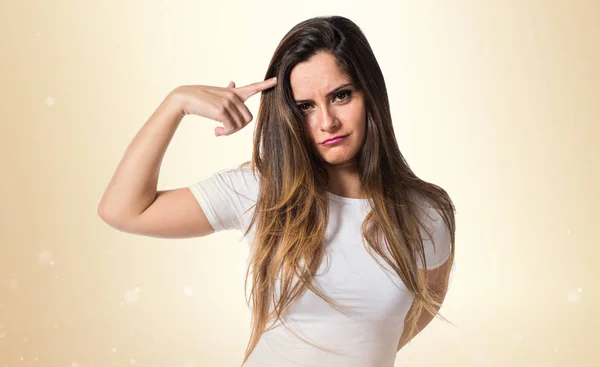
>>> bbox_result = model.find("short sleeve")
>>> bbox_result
[417,206,453,270]
[187,166,257,233]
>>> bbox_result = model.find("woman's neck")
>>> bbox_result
[325,164,365,199]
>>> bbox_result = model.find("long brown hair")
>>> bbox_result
[238,15,456,365]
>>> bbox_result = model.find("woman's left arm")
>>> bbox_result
[396,258,453,351]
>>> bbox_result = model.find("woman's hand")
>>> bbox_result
[172,77,277,137]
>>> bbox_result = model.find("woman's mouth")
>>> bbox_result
[321,135,349,146]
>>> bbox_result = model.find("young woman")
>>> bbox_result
[98,15,456,367]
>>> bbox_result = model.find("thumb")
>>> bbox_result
[227,81,236,88]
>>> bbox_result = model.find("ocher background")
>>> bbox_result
[1,0,598,366]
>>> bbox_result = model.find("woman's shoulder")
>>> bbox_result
[216,162,258,179]
[405,188,447,230]
[405,188,453,269]
[211,162,260,201]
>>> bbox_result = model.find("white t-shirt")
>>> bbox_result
[188,164,452,367]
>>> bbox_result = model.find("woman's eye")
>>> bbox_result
[335,90,352,101]
[297,91,352,114]
[298,104,311,112]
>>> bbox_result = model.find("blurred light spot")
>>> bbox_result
[53,323,59,329]
[8,279,19,290]
[38,250,54,266]
[112,348,117,352]
[71,362,80,367]
[130,358,136,364]
[23,337,28,342]
[0,333,6,339]
[135,287,141,293]
[45,97,55,106]
[471,350,486,365]
[184,286,194,297]
[567,290,582,303]
[124,290,139,304]
[511,332,522,341]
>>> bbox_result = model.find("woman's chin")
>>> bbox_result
[319,154,358,168]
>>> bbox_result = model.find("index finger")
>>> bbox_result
[235,77,278,101]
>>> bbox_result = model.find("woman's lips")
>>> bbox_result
[321,135,348,146]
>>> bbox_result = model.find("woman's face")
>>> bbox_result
[290,52,367,168]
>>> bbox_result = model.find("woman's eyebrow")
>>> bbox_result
[294,83,354,103]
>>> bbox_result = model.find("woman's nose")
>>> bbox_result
[319,106,339,131]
